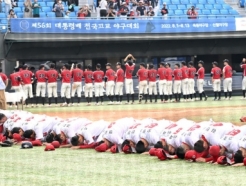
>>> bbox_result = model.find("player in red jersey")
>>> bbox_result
[84,65,94,106]
[46,63,59,106]
[188,61,197,101]
[181,61,189,102]
[115,62,124,104]
[137,63,148,104]
[165,63,173,102]
[105,63,116,105]
[241,58,246,99]
[211,61,222,101]
[35,64,47,107]
[59,64,71,107]
[173,63,182,102]
[157,62,167,103]
[196,60,207,101]
[9,67,21,107]
[71,64,83,106]
[20,65,34,107]
[124,54,136,104]
[223,59,233,100]
[148,64,158,103]
[93,64,104,105]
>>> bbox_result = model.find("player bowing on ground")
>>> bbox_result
[93,64,104,105]
[196,61,208,101]
[240,58,246,99]
[137,63,148,104]
[105,63,116,105]
[35,64,47,107]
[211,61,222,101]
[124,54,136,104]
[71,64,83,106]
[84,65,94,106]
[115,62,124,104]
[223,59,233,100]
[173,64,182,102]
[157,62,167,103]
[148,64,158,103]
[46,63,59,106]
[70,120,109,149]
[59,64,72,107]
[188,61,196,101]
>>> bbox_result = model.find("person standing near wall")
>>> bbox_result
[0,69,8,110]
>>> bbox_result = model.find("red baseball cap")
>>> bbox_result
[110,144,118,153]
[217,156,227,165]
[243,158,246,166]
[51,141,60,148]
[149,148,157,156]
[13,133,22,142]
[185,150,197,161]
[95,143,108,152]
[156,149,167,161]
[45,144,55,151]
[122,144,131,154]
[209,145,220,162]
[31,140,42,146]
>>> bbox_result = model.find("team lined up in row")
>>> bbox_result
[4,55,239,107]
[0,109,246,166]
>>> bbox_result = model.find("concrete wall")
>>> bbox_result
[0,34,4,60]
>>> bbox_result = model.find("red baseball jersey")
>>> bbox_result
[9,72,20,86]
[241,64,246,76]
[125,64,135,79]
[181,66,189,79]
[188,67,196,79]
[137,69,148,81]
[20,70,33,84]
[166,68,173,81]
[116,68,124,82]
[223,65,232,78]
[84,70,93,83]
[46,69,58,83]
[197,67,205,79]
[148,69,157,82]
[157,68,166,80]
[211,67,222,79]
[72,69,83,82]
[0,73,7,82]
[61,70,71,83]
[173,69,182,80]
[105,69,115,81]
[35,70,47,83]
[93,70,104,83]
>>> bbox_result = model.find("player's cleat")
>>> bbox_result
[60,103,68,107]
[9,105,12,108]
[241,97,246,100]
[31,104,34,108]
[204,96,208,101]
[131,102,134,104]
[36,105,39,107]
[213,98,217,101]
[95,103,100,106]
[115,102,120,105]
[107,101,113,105]
[71,103,74,106]
[125,102,129,104]
[86,103,91,106]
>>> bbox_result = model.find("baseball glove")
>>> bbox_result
[0,140,13,147]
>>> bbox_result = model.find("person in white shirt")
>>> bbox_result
[99,0,107,19]
[4,0,12,16]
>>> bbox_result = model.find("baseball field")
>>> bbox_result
[1,98,246,186]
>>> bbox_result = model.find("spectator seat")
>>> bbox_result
[220,9,229,14]
[214,4,222,9]
[46,12,56,17]
[222,4,232,9]
[177,4,186,9]
[17,12,24,18]
[195,4,204,9]
[42,7,52,12]
[229,9,238,14]
[175,9,184,14]
[204,4,213,9]
[39,2,47,7]
[39,12,47,17]
[13,7,22,12]
[207,0,216,3]
[198,0,206,4]
[202,9,210,14]
[168,5,177,10]
[180,0,189,4]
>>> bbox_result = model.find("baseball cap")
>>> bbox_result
[223,59,229,62]
[51,141,60,148]
[198,60,204,65]
[31,140,42,146]
[212,61,218,66]
[156,149,167,161]
[110,144,118,153]
[45,144,55,151]
[209,145,220,162]
[243,157,246,166]
[122,144,132,154]
[106,63,111,67]
[95,143,109,152]
[13,133,22,142]
[116,62,121,66]
[21,142,33,149]
[185,150,197,161]
[149,148,157,156]
[217,156,227,165]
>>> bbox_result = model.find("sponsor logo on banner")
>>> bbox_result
[235,17,246,31]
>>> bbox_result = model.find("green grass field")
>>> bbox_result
[1,97,246,186]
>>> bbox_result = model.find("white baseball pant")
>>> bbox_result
[166,81,172,95]
[197,79,204,93]
[36,82,46,97]
[22,84,33,98]
[148,81,157,95]
[181,78,189,95]
[11,85,21,92]
[115,82,124,96]
[60,83,71,98]
[71,82,82,97]
[223,78,232,92]
[125,79,134,94]
[47,82,58,98]
[242,77,246,90]
[188,79,195,94]
[213,79,221,92]
[159,80,167,95]
[106,81,115,96]
[173,80,181,94]
[139,80,148,94]
[84,83,93,98]
[94,82,104,97]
